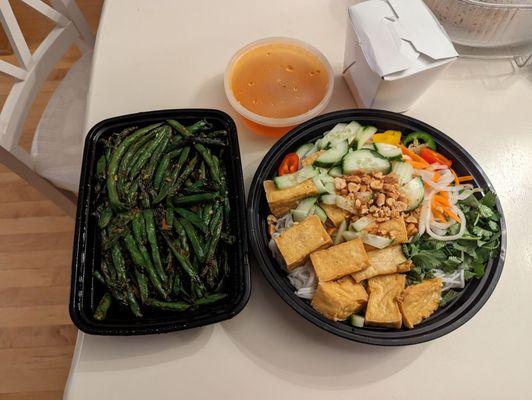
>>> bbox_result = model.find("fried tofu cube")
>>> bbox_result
[365,274,406,328]
[311,276,368,321]
[320,204,347,227]
[263,180,320,217]
[379,217,408,244]
[399,278,442,329]
[311,238,369,282]
[352,245,412,282]
[301,150,325,167]
[273,215,332,270]
[362,217,409,252]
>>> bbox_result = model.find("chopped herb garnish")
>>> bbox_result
[440,289,460,307]
[403,190,501,296]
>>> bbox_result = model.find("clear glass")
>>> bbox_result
[424,0,532,47]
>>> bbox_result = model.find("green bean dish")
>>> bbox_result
[92,119,233,320]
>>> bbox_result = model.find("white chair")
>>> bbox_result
[0,0,94,218]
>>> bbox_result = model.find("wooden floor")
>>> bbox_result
[0,2,103,399]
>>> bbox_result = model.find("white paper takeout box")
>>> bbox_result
[343,0,458,112]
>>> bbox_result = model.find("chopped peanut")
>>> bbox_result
[395,201,408,212]
[407,223,418,236]
[328,171,416,223]
[405,215,417,224]
[334,177,347,190]
[375,193,386,207]
[346,175,362,183]
[370,180,384,190]
[348,182,360,193]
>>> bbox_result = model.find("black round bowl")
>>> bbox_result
[247,109,506,346]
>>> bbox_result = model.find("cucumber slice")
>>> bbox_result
[402,177,424,211]
[311,205,327,223]
[342,230,361,241]
[354,126,377,149]
[272,165,318,189]
[295,196,318,213]
[328,166,343,177]
[304,143,318,157]
[273,174,297,189]
[316,167,330,176]
[312,176,328,194]
[361,233,394,249]
[320,194,338,205]
[324,182,335,193]
[374,142,402,159]
[314,140,348,168]
[351,216,374,232]
[319,175,334,183]
[333,220,347,245]
[290,209,308,222]
[350,314,365,328]
[344,121,362,140]
[296,166,319,182]
[296,143,314,160]
[318,123,348,149]
[392,161,414,185]
[319,122,362,149]
[342,149,391,175]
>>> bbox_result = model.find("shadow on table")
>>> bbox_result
[76,325,214,372]
[441,58,532,91]
[222,267,427,390]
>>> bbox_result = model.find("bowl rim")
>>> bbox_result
[247,108,506,346]
[223,36,334,127]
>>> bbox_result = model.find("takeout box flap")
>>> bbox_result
[348,0,458,77]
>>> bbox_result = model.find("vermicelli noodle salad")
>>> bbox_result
[263,122,501,329]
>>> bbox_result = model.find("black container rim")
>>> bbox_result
[70,108,251,335]
[247,109,506,346]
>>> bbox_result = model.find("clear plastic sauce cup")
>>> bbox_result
[224,37,334,136]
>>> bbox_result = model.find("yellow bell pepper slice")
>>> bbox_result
[372,130,402,145]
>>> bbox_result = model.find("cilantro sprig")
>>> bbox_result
[402,190,501,305]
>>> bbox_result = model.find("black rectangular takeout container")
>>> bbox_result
[70,109,250,335]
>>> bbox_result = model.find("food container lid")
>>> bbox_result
[348,0,458,78]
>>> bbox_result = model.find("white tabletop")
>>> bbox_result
[65,1,532,399]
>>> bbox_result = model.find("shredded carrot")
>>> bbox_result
[432,208,446,222]
[432,203,442,213]
[457,175,474,182]
[442,207,461,223]
[433,172,441,182]
[401,146,429,167]
[434,194,450,207]
[450,169,460,186]
[406,160,428,169]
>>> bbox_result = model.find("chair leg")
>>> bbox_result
[0,146,77,218]
[49,0,95,48]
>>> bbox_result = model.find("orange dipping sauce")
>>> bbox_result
[229,42,330,119]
